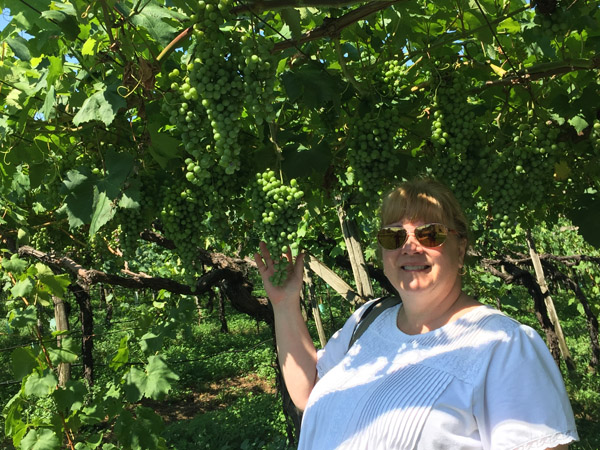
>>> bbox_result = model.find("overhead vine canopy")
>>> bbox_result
[1,0,599,275]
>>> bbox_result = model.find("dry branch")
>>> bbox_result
[272,1,400,52]
[16,245,273,323]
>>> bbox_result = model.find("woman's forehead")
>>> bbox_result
[384,208,447,226]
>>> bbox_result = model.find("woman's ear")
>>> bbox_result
[458,237,468,266]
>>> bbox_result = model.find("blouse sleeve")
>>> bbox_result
[476,324,579,450]
[315,300,376,378]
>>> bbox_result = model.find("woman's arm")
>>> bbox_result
[254,242,317,411]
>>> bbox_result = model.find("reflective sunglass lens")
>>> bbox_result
[416,223,447,247]
[377,228,407,250]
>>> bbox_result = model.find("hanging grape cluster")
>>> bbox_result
[430,71,483,157]
[591,120,600,154]
[159,0,278,257]
[346,105,404,203]
[426,70,483,209]
[118,206,145,259]
[533,4,571,34]
[30,227,51,252]
[116,175,161,261]
[251,170,305,286]
[378,59,410,98]
[165,0,276,172]
[159,173,207,287]
[240,34,277,126]
[480,119,563,231]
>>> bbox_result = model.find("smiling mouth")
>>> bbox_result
[402,265,430,271]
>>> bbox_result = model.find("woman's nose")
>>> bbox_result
[401,233,423,253]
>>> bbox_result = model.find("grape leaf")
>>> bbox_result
[81,37,98,56]
[570,193,600,248]
[114,407,166,450]
[41,6,79,41]
[568,115,588,134]
[89,190,116,236]
[24,372,58,398]
[280,66,341,109]
[53,380,87,413]
[11,347,38,380]
[123,367,146,402]
[11,278,33,298]
[147,120,182,168]
[72,83,126,127]
[113,2,183,47]
[123,356,179,402]
[36,263,70,297]
[48,346,79,366]
[8,306,37,329]
[144,355,179,400]
[6,36,31,62]
[140,332,164,356]
[2,254,29,274]
[61,169,95,229]
[110,336,130,370]
[99,148,134,198]
[20,428,61,450]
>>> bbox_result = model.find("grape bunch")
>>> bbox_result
[160,0,278,251]
[425,70,483,209]
[116,174,161,261]
[479,119,563,230]
[183,156,247,242]
[430,71,483,158]
[117,207,144,259]
[346,105,404,203]
[165,0,277,175]
[240,33,277,127]
[533,4,571,33]
[377,59,410,98]
[591,120,600,154]
[159,174,207,287]
[30,227,51,252]
[251,170,305,286]
[427,148,479,212]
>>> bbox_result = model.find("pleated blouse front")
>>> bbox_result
[298,303,578,450]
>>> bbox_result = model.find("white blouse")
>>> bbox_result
[298,302,578,449]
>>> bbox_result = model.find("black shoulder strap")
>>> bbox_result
[347,296,401,351]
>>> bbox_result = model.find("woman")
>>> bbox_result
[254,178,578,449]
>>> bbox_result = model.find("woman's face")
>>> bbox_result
[381,218,467,302]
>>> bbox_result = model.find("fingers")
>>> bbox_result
[254,241,304,279]
[254,241,273,273]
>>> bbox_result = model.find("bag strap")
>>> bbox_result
[347,296,401,351]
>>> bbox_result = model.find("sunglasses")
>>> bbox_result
[377,223,457,250]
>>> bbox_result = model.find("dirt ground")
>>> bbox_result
[144,373,277,423]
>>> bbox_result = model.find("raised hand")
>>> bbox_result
[254,241,305,309]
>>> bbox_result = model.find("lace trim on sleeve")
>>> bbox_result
[514,430,578,450]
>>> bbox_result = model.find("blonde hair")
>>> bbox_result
[380,178,469,243]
